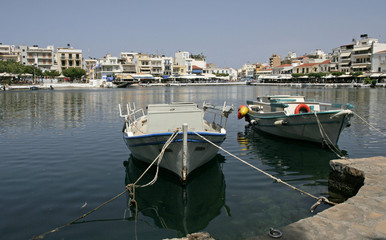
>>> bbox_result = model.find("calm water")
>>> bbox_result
[0,86,385,240]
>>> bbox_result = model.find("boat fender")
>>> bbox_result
[238,105,249,119]
[330,110,352,119]
[274,120,288,126]
[250,120,258,125]
[294,104,311,114]
[268,228,282,238]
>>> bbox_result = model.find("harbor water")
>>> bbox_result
[0,85,385,240]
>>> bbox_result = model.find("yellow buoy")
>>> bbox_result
[238,105,249,119]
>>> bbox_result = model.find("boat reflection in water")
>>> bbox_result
[123,154,228,236]
[237,125,348,202]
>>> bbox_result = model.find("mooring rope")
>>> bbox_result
[31,129,180,240]
[313,112,345,159]
[193,131,338,210]
[352,111,386,136]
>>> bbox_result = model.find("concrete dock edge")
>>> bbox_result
[260,156,386,240]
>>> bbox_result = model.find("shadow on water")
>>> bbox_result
[238,125,349,202]
[123,154,228,237]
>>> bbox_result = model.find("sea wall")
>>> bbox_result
[272,156,386,240]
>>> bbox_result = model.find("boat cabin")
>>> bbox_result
[147,103,205,133]
[250,95,321,115]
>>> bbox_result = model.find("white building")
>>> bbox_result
[162,56,173,76]
[371,50,386,73]
[0,43,17,61]
[174,51,193,74]
[84,58,98,80]
[94,54,121,80]
[18,45,56,71]
[240,64,256,78]
[149,55,163,76]
[331,34,386,73]
[120,52,137,63]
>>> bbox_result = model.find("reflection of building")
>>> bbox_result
[57,45,82,73]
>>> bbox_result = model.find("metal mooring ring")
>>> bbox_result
[269,228,282,238]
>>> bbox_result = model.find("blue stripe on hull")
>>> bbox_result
[124,132,225,148]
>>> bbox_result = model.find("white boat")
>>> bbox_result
[238,95,353,146]
[119,102,233,181]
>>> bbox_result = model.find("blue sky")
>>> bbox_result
[2,0,386,68]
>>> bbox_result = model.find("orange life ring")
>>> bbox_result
[294,104,311,114]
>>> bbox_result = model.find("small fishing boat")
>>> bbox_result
[119,102,233,181]
[238,95,353,146]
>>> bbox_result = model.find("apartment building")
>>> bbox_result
[0,43,17,61]
[133,54,151,74]
[149,55,163,76]
[269,54,281,67]
[94,54,121,80]
[18,45,55,71]
[372,50,386,73]
[57,45,82,73]
[84,58,98,79]
[240,64,256,78]
[293,63,320,74]
[162,56,173,76]
[330,34,386,73]
[174,51,193,74]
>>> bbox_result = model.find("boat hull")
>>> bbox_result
[247,110,352,146]
[124,131,225,178]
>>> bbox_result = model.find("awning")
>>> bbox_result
[354,46,371,51]
[340,52,351,57]
[370,73,381,77]
[131,74,154,79]
[352,65,367,68]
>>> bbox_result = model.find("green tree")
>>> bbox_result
[350,71,363,77]
[62,68,86,82]
[291,73,304,78]
[43,70,60,78]
[331,71,345,76]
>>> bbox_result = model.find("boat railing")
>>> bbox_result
[119,103,145,125]
[203,101,234,128]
